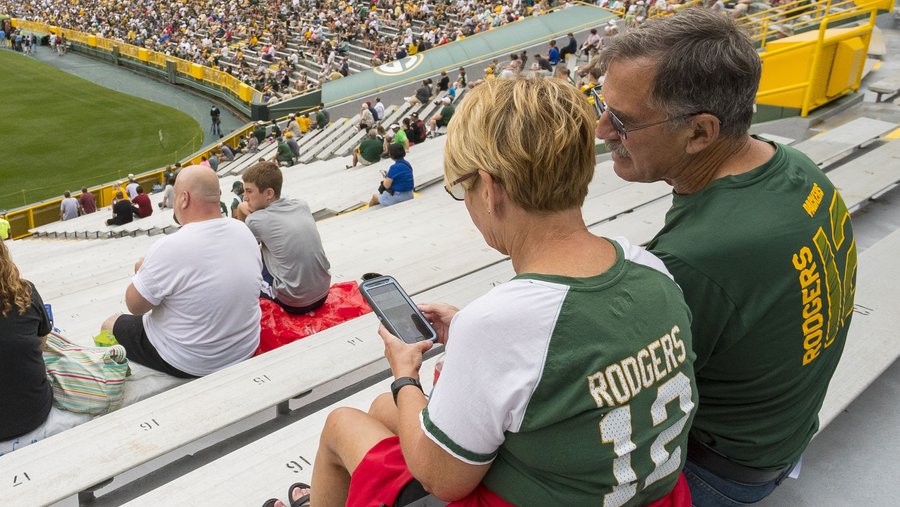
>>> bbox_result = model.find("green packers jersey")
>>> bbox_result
[648,139,857,469]
[421,238,697,506]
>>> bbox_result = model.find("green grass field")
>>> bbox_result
[0,50,202,211]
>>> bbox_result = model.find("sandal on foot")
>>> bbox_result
[288,482,311,507]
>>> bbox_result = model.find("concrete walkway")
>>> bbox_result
[17,45,245,148]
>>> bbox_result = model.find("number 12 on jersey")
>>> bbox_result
[601,372,695,507]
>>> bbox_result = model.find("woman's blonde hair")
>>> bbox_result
[0,240,32,317]
[444,78,596,212]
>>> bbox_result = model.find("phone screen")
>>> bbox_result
[366,282,434,343]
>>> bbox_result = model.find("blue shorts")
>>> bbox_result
[379,190,414,207]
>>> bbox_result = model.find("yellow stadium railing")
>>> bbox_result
[10,18,257,106]
[738,0,868,49]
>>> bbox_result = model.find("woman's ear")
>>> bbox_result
[479,170,505,216]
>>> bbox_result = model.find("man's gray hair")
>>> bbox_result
[600,8,760,138]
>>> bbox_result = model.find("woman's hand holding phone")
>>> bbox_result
[379,324,434,380]
[417,303,459,345]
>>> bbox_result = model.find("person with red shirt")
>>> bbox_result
[131,186,153,218]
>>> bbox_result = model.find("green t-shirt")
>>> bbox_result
[422,239,697,505]
[392,129,408,148]
[276,142,293,163]
[648,139,857,469]
[439,104,455,123]
[359,137,383,163]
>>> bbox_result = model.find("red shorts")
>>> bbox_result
[346,436,692,507]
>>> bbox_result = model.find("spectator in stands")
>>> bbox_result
[0,240,90,456]
[387,123,409,153]
[106,192,137,226]
[59,191,79,221]
[100,166,263,378]
[0,211,9,240]
[369,143,414,208]
[132,186,153,218]
[285,132,301,159]
[580,28,602,56]
[560,32,578,62]
[230,181,245,220]
[274,136,295,167]
[428,97,455,138]
[125,175,139,200]
[358,104,375,132]
[303,77,696,507]
[405,80,432,105]
[220,144,235,162]
[298,113,312,134]
[408,113,427,144]
[159,177,176,209]
[547,39,560,66]
[374,97,386,121]
[317,104,330,130]
[253,121,268,144]
[236,162,332,314]
[78,187,97,214]
[596,9,855,504]
[437,71,450,92]
[347,130,384,169]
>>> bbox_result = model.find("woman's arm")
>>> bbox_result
[380,327,490,500]
[382,176,394,189]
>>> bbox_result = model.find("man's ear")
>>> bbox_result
[264,188,276,202]
[684,113,720,155]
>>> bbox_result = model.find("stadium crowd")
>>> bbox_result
[1,0,581,99]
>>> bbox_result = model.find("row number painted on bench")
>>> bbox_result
[347,337,364,346]
[141,419,160,431]
[286,455,313,473]
[253,375,272,385]
[13,473,31,487]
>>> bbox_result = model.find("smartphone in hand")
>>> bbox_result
[360,276,437,344]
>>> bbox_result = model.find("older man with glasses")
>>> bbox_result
[595,8,856,506]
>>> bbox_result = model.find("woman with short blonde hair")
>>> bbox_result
[275,78,697,507]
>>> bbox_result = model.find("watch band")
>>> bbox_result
[391,376,423,405]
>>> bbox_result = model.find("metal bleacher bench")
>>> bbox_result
[2,122,896,506]
[867,75,900,103]
[792,117,896,169]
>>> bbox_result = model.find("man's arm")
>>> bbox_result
[125,283,154,315]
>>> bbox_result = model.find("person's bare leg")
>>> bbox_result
[311,407,394,507]
[369,194,380,206]
[368,392,400,434]
[100,313,121,332]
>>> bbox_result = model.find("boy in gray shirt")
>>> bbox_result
[236,161,331,313]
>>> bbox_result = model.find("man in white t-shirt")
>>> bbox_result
[125,174,139,200]
[101,166,264,378]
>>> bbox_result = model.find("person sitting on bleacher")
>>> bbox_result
[237,161,332,314]
[159,177,176,210]
[595,9,856,505]
[274,136,295,167]
[347,129,384,169]
[132,186,153,218]
[106,191,138,226]
[100,166,263,378]
[300,78,697,507]
[428,97,455,138]
[408,112,428,144]
[369,144,415,208]
[0,240,91,456]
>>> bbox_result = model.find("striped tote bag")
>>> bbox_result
[43,333,130,415]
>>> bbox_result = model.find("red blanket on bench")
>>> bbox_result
[254,281,372,356]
